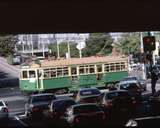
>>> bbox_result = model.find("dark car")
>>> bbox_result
[63,103,106,127]
[122,76,147,91]
[100,90,137,115]
[75,88,101,104]
[25,93,56,118]
[100,90,138,126]
[125,117,160,128]
[44,98,77,120]
[117,80,142,100]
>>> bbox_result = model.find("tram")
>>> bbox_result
[19,56,129,93]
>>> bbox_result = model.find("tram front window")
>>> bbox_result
[29,70,36,78]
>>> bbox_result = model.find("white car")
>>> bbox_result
[0,100,9,119]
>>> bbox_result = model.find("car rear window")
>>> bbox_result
[80,89,101,96]
[32,95,55,103]
[106,92,129,99]
[52,100,75,110]
[120,83,138,90]
[74,105,101,114]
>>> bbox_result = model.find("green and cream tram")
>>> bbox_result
[19,56,129,93]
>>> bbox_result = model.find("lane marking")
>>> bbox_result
[14,115,28,127]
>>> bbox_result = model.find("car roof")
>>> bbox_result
[52,98,75,103]
[124,76,138,79]
[119,80,138,84]
[71,103,98,108]
[79,87,99,91]
[30,93,55,97]
[105,90,129,94]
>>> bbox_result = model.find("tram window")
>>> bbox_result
[51,71,56,77]
[110,63,115,71]
[97,65,102,73]
[63,67,69,76]
[121,62,126,70]
[116,63,121,71]
[89,65,95,73]
[29,70,36,78]
[57,68,63,77]
[71,67,77,75]
[105,64,109,72]
[79,66,85,74]
[22,71,28,78]
[44,69,51,78]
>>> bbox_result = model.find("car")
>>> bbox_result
[63,103,106,127]
[100,90,137,114]
[125,117,160,128]
[44,98,77,120]
[0,100,9,120]
[75,88,101,104]
[117,80,142,100]
[122,76,147,91]
[25,93,56,118]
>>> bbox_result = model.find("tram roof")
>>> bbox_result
[41,56,128,68]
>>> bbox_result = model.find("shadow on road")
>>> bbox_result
[0,77,19,88]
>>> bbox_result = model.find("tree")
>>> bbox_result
[48,42,79,58]
[82,33,114,57]
[116,33,140,55]
[0,35,18,57]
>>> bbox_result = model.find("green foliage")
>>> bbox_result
[0,35,18,57]
[49,42,79,58]
[82,33,113,57]
[116,33,140,55]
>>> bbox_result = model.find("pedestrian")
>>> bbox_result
[150,66,158,96]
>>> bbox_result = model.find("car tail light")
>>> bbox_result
[3,107,8,112]
[74,117,80,123]
[106,100,113,108]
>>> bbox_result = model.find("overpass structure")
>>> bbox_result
[17,48,49,59]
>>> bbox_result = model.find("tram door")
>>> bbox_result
[71,67,78,85]
[37,69,43,90]
[27,69,38,91]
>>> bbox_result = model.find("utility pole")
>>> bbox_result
[56,34,60,59]
[67,34,71,59]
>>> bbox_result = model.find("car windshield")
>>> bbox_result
[74,105,101,114]
[32,95,54,103]
[80,89,101,96]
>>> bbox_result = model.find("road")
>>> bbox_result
[0,57,20,88]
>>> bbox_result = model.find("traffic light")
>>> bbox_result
[143,36,156,52]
